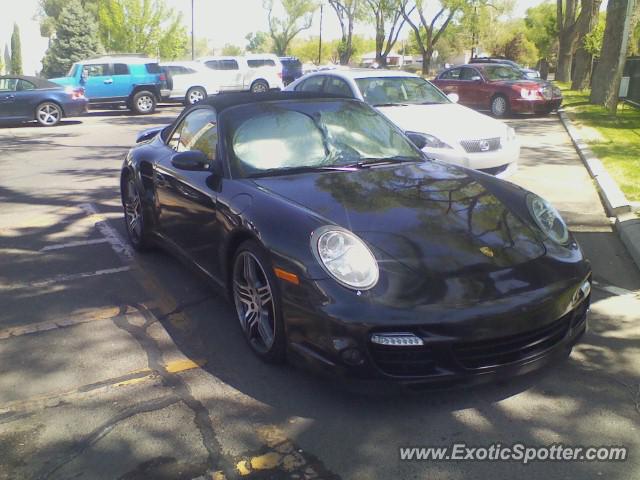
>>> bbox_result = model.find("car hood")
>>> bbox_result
[377,103,508,143]
[252,161,545,286]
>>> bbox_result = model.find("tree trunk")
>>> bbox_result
[556,31,574,82]
[421,49,433,76]
[571,46,593,89]
[590,0,639,109]
[539,59,549,80]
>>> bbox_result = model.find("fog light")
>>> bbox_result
[580,279,591,298]
[341,348,364,365]
[370,333,424,346]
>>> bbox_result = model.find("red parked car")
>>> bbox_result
[432,63,563,117]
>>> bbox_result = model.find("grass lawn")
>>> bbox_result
[557,82,640,202]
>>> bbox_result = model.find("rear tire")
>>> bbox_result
[250,80,269,93]
[185,87,207,105]
[131,90,156,115]
[35,102,62,126]
[490,95,510,117]
[232,240,286,363]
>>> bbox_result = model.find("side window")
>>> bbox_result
[459,67,480,81]
[167,109,218,160]
[16,79,35,91]
[222,60,239,70]
[440,68,461,80]
[324,77,352,97]
[205,60,220,70]
[86,64,110,76]
[296,76,325,92]
[113,63,129,75]
[0,78,18,91]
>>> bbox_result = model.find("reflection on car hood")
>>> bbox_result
[253,161,545,281]
[376,103,507,143]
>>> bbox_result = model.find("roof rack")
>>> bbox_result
[87,53,151,59]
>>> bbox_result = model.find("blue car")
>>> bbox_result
[49,56,169,115]
[0,75,88,126]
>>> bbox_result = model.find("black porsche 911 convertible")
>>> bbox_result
[120,91,591,387]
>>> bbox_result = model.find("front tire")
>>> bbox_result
[185,87,207,105]
[131,91,156,115]
[250,80,269,93]
[122,174,153,251]
[35,102,62,126]
[232,241,286,362]
[490,95,510,117]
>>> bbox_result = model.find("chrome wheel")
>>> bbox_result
[124,177,143,242]
[251,81,268,93]
[187,88,205,104]
[491,96,508,117]
[233,251,276,352]
[36,103,61,126]
[136,95,154,113]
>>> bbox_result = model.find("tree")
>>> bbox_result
[221,43,243,55]
[328,0,361,65]
[571,0,602,89]
[245,31,272,53]
[401,0,468,75]
[10,24,23,75]
[0,53,3,75]
[97,0,188,59]
[265,0,317,56]
[524,2,557,78]
[187,38,213,58]
[590,0,640,111]
[41,0,102,77]
[38,0,99,41]
[555,0,600,82]
[3,45,10,74]
[364,0,409,67]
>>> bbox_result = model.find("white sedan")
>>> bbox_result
[160,61,220,105]
[285,69,519,177]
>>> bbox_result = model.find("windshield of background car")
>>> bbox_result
[67,64,79,77]
[225,100,422,178]
[355,77,449,106]
[482,65,525,81]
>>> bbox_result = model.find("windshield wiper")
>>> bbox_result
[340,156,421,169]
[372,102,409,107]
[247,165,357,178]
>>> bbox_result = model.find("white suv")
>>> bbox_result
[197,54,284,93]
[160,61,220,105]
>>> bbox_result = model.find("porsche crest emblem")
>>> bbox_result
[480,246,495,258]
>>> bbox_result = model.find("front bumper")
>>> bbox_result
[283,272,591,388]
[512,97,563,114]
[423,138,520,178]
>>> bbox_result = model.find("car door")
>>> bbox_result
[0,77,19,119]
[435,68,463,99]
[155,107,222,272]
[111,63,132,98]
[458,67,485,108]
[81,63,114,100]
[204,60,233,91]
[222,59,243,90]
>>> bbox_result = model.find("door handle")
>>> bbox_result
[155,172,167,187]
[104,79,113,84]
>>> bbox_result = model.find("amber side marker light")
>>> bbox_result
[274,268,300,285]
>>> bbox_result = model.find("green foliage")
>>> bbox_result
[221,44,243,56]
[41,0,102,78]
[524,1,557,60]
[186,38,213,59]
[97,0,188,59]
[3,45,10,74]
[584,15,605,55]
[245,32,272,53]
[0,53,3,75]
[289,34,375,64]
[265,0,318,55]
[39,0,99,37]
[10,24,23,75]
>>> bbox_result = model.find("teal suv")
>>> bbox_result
[49,56,169,115]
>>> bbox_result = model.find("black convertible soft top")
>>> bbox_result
[196,91,350,114]
[0,75,62,89]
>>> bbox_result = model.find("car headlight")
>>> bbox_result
[409,132,452,149]
[311,226,379,290]
[526,193,569,244]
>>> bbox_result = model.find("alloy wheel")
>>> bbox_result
[492,96,507,116]
[124,178,143,242]
[188,89,205,104]
[233,251,276,353]
[37,103,61,126]
[251,82,268,93]
[136,95,154,113]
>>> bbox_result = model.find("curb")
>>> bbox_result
[558,110,640,269]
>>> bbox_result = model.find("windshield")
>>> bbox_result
[355,77,449,106]
[482,65,525,81]
[225,100,422,178]
[67,64,79,77]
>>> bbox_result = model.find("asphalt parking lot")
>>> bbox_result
[1,106,639,480]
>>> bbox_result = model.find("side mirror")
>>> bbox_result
[81,70,89,82]
[471,76,482,82]
[171,150,210,171]
[447,93,459,103]
[406,132,427,150]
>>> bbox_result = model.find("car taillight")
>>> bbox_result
[65,86,85,99]
[159,73,166,82]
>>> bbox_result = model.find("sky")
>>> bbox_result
[1,0,551,75]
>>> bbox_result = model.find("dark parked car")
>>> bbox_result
[433,64,563,117]
[470,57,540,79]
[279,56,303,85]
[0,75,88,126]
[120,91,591,387]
